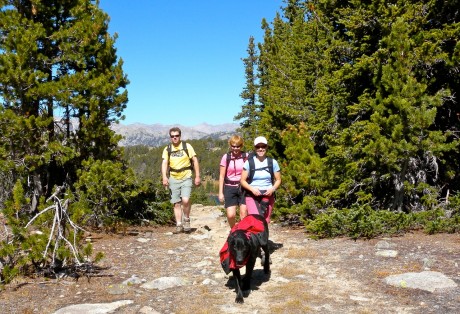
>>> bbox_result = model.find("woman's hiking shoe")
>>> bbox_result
[173,224,183,234]
[183,218,191,233]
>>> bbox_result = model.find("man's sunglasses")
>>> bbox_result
[170,134,180,138]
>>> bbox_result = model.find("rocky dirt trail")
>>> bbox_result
[1,204,459,313]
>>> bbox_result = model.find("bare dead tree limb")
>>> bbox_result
[24,185,87,267]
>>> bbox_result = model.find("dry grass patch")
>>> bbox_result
[176,304,217,314]
[354,309,376,314]
[373,261,422,278]
[285,245,321,259]
[175,285,222,314]
[267,281,311,301]
[267,282,312,313]
[373,269,393,278]
[400,261,423,272]
[270,299,312,314]
[278,264,308,278]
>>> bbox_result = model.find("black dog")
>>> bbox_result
[226,214,270,303]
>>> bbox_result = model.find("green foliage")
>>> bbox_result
[280,123,325,213]
[412,209,460,234]
[0,0,127,283]
[235,36,260,140]
[73,158,139,227]
[0,180,28,284]
[235,0,460,228]
[191,184,217,206]
[1,181,107,285]
[134,181,173,225]
[143,200,174,225]
[82,242,104,263]
[305,204,459,239]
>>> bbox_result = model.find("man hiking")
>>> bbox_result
[161,127,201,233]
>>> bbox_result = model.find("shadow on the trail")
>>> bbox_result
[269,239,283,254]
[225,269,271,299]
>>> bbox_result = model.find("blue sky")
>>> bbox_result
[98,0,283,127]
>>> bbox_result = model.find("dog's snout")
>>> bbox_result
[235,254,245,265]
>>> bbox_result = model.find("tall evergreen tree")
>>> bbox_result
[238,0,460,215]
[0,0,128,211]
[322,0,460,212]
[235,36,260,142]
[0,0,130,282]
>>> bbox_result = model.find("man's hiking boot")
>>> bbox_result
[173,224,183,234]
[183,218,191,233]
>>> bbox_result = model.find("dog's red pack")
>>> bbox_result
[220,215,265,274]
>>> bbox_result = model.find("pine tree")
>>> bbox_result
[235,36,260,142]
[0,0,128,209]
[0,0,129,280]
[238,0,460,215]
[322,1,459,212]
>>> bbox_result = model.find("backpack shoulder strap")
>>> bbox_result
[225,152,232,170]
[247,156,256,184]
[167,144,172,160]
[267,157,274,184]
[182,141,189,158]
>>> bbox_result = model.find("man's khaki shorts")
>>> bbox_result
[169,176,193,203]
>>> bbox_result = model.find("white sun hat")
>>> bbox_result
[254,136,268,146]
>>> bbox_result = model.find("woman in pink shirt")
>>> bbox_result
[218,135,248,227]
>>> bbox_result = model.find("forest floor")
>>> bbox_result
[0,204,459,314]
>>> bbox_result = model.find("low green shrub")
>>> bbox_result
[305,204,459,239]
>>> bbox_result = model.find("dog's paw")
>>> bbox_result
[235,296,244,304]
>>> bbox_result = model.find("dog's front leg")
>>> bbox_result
[233,269,244,303]
[242,256,256,291]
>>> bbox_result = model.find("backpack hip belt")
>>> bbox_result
[224,178,240,185]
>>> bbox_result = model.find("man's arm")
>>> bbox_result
[161,159,169,186]
[192,156,201,186]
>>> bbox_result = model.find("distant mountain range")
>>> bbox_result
[111,122,239,147]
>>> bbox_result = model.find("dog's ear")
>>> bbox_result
[227,233,235,246]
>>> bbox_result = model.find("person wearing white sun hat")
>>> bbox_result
[240,136,281,224]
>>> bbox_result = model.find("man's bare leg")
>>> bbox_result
[181,197,191,232]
